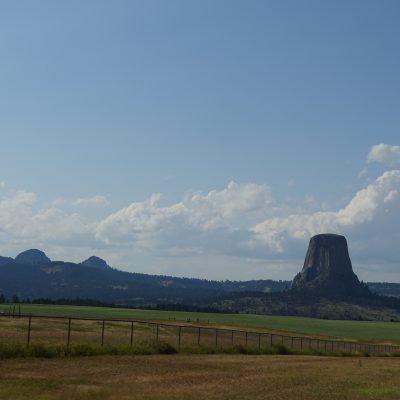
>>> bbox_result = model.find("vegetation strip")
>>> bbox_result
[1,313,399,355]
[0,341,399,359]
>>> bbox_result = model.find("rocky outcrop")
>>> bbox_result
[0,256,15,266]
[15,249,51,265]
[80,256,111,270]
[291,234,370,296]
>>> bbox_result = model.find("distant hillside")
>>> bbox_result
[0,250,289,305]
[0,249,399,313]
[366,282,400,298]
[207,290,400,321]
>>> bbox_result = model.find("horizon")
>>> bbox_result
[1,243,398,284]
[1,1,400,283]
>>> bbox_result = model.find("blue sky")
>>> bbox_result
[1,1,400,282]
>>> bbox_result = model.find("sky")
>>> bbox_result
[1,0,400,282]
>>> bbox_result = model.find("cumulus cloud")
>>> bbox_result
[384,189,398,204]
[95,172,400,269]
[367,143,400,166]
[1,169,400,281]
[252,170,400,253]
[0,191,92,249]
[95,181,273,253]
[72,195,109,207]
[0,191,38,237]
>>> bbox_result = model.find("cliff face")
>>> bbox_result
[291,234,370,296]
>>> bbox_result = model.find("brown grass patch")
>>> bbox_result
[0,355,400,399]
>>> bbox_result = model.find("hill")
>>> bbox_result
[0,248,399,320]
[207,234,400,321]
[0,250,288,305]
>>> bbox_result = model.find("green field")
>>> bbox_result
[1,303,399,342]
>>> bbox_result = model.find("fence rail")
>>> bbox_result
[0,313,399,354]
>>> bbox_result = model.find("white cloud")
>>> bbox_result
[367,143,400,166]
[96,171,400,274]
[72,195,109,207]
[252,170,400,253]
[0,191,38,237]
[0,181,5,189]
[384,189,398,204]
[95,181,273,252]
[0,191,92,249]
[1,168,400,281]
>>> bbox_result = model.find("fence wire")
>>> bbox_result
[0,314,398,354]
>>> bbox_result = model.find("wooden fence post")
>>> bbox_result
[67,318,71,347]
[130,321,134,345]
[101,320,105,346]
[0,313,391,356]
[27,315,32,346]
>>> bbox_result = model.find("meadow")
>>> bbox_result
[1,304,400,400]
[1,354,400,400]
[1,303,399,343]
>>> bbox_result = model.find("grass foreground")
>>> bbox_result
[1,354,400,400]
[1,303,400,342]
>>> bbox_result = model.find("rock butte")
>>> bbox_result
[14,249,51,265]
[80,256,111,270]
[291,234,370,296]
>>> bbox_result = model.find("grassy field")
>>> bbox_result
[0,354,400,400]
[1,303,399,342]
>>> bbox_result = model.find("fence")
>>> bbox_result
[0,314,399,354]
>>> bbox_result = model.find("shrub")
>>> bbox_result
[152,341,177,354]
[27,344,58,358]
[0,344,26,359]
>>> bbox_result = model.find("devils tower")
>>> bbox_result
[291,234,370,296]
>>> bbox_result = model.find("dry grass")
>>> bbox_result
[3,317,389,354]
[0,355,400,399]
